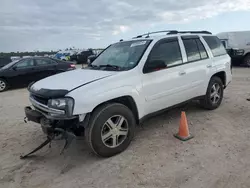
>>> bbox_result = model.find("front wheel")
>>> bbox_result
[0,78,8,92]
[200,76,224,110]
[85,103,136,157]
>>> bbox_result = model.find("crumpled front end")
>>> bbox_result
[22,90,86,159]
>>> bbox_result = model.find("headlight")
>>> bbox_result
[48,98,74,116]
[49,98,67,109]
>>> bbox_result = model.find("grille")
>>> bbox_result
[31,95,48,105]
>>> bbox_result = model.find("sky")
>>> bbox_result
[1,0,250,52]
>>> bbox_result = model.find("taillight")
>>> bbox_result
[70,64,76,68]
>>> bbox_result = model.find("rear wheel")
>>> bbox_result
[200,76,224,110]
[243,54,250,67]
[85,103,136,157]
[0,78,7,92]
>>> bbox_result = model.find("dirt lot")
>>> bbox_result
[1,68,250,188]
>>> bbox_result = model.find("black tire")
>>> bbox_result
[0,78,8,92]
[85,103,136,157]
[200,76,224,110]
[243,54,250,67]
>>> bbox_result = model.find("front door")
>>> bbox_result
[9,59,36,87]
[141,37,188,115]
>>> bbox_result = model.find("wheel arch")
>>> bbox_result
[244,52,250,58]
[211,71,226,86]
[243,50,250,57]
[0,77,8,83]
[90,95,139,124]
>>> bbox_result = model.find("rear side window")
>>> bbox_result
[148,39,183,67]
[36,59,54,66]
[183,38,208,62]
[203,36,227,57]
[196,39,208,59]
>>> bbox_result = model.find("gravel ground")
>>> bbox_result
[1,68,250,188]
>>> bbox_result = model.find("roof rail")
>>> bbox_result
[133,30,212,38]
[168,30,212,35]
[133,30,178,39]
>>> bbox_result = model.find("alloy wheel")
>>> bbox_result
[101,115,129,148]
[0,80,6,91]
[210,83,221,104]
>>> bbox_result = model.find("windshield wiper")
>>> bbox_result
[99,64,121,70]
[86,64,100,69]
[99,64,121,69]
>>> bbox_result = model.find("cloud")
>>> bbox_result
[112,25,130,35]
[0,0,250,52]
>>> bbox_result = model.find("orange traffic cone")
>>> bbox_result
[174,111,193,141]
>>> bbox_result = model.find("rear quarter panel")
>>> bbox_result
[212,54,232,85]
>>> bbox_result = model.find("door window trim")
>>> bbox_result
[14,59,35,69]
[143,37,183,73]
[181,37,209,64]
[202,35,228,57]
[34,58,57,66]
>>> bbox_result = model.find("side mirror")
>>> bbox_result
[143,60,166,73]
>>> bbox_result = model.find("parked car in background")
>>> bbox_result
[87,54,98,64]
[0,57,12,68]
[0,57,76,92]
[75,49,95,64]
[217,31,250,66]
[54,51,72,61]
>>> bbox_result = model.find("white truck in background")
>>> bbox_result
[217,31,250,67]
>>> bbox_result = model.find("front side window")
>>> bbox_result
[15,59,35,69]
[203,36,227,57]
[91,40,152,70]
[147,39,183,67]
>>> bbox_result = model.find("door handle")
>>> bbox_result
[179,71,186,76]
[207,65,212,68]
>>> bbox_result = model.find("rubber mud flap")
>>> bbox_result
[25,106,43,124]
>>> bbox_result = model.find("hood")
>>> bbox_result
[31,69,117,92]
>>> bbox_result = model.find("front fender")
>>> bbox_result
[68,86,145,118]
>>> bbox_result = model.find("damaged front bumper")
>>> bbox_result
[22,103,87,159]
[24,105,85,135]
[22,106,79,159]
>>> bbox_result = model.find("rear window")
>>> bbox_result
[203,36,227,57]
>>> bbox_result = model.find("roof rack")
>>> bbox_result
[133,30,212,39]
[133,30,177,39]
[168,30,212,35]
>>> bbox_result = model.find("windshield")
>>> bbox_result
[91,40,151,70]
[1,60,19,69]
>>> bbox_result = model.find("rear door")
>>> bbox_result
[34,58,58,81]
[179,36,213,97]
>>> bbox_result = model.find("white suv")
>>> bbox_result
[24,30,232,157]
